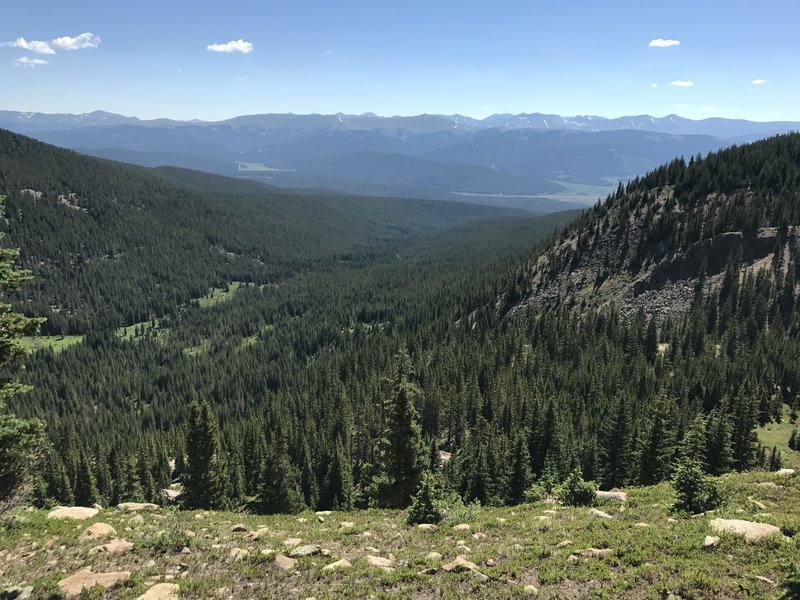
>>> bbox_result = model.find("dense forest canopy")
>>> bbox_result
[1,129,799,514]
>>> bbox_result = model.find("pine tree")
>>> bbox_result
[600,394,632,489]
[73,451,100,507]
[0,195,46,509]
[260,434,305,514]
[182,401,228,510]
[378,351,424,508]
[705,409,734,475]
[636,405,676,485]
[508,432,533,505]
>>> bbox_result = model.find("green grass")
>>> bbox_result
[195,282,245,308]
[116,319,164,341]
[20,335,84,354]
[3,471,798,599]
[758,405,800,469]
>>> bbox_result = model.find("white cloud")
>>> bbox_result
[649,38,680,48]
[207,39,253,54]
[1,37,56,54]
[669,80,694,87]
[1,32,100,55]
[752,78,767,85]
[50,32,100,52]
[14,56,49,67]
[650,83,659,88]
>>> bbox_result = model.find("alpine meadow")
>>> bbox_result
[1,2,800,598]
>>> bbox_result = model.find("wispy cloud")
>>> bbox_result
[649,38,680,48]
[752,78,767,85]
[14,56,49,67]
[650,83,659,89]
[207,39,253,54]
[50,33,100,52]
[669,80,694,87]
[1,32,100,55]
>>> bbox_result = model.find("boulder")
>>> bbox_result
[58,569,131,597]
[703,536,719,548]
[136,583,180,600]
[340,521,354,529]
[589,508,613,519]
[230,523,248,533]
[524,584,539,596]
[1,586,33,600]
[282,537,301,547]
[596,490,627,502]
[417,524,437,532]
[556,540,572,548]
[322,559,352,572]
[47,506,98,520]
[274,555,297,572]
[757,482,780,489]
[118,502,159,512]
[776,468,795,477]
[81,523,116,540]
[424,552,443,561]
[709,518,781,542]
[229,548,249,561]
[289,544,321,558]
[452,523,471,531]
[365,555,394,571]
[442,556,489,581]
[90,539,133,555]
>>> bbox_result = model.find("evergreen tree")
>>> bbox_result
[600,394,632,488]
[182,401,228,510]
[508,432,533,505]
[378,351,424,508]
[260,434,305,514]
[73,450,100,507]
[0,196,46,509]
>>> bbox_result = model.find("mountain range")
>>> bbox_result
[2,110,797,212]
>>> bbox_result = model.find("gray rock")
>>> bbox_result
[289,544,321,558]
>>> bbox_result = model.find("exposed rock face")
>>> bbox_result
[709,519,781,541]
[47,506,99,520]
[58,569,131,597]
[81,522,116,540]
[136,583,179,600]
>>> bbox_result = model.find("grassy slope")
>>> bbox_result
[2,471,798,599]
[758,405,800,470]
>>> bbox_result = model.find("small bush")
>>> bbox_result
[523,483,548,504]
[144,511,192,553]
[407,471,447,525]
[672,459,723,514]
[555,469,597,506]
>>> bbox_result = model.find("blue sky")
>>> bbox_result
[1,0,797,121]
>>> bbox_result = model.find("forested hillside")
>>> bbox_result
[2,132,799,522]
[510,134,800,318]
[0,129,509,334]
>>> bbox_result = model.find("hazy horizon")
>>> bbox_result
[2,0,798,122]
